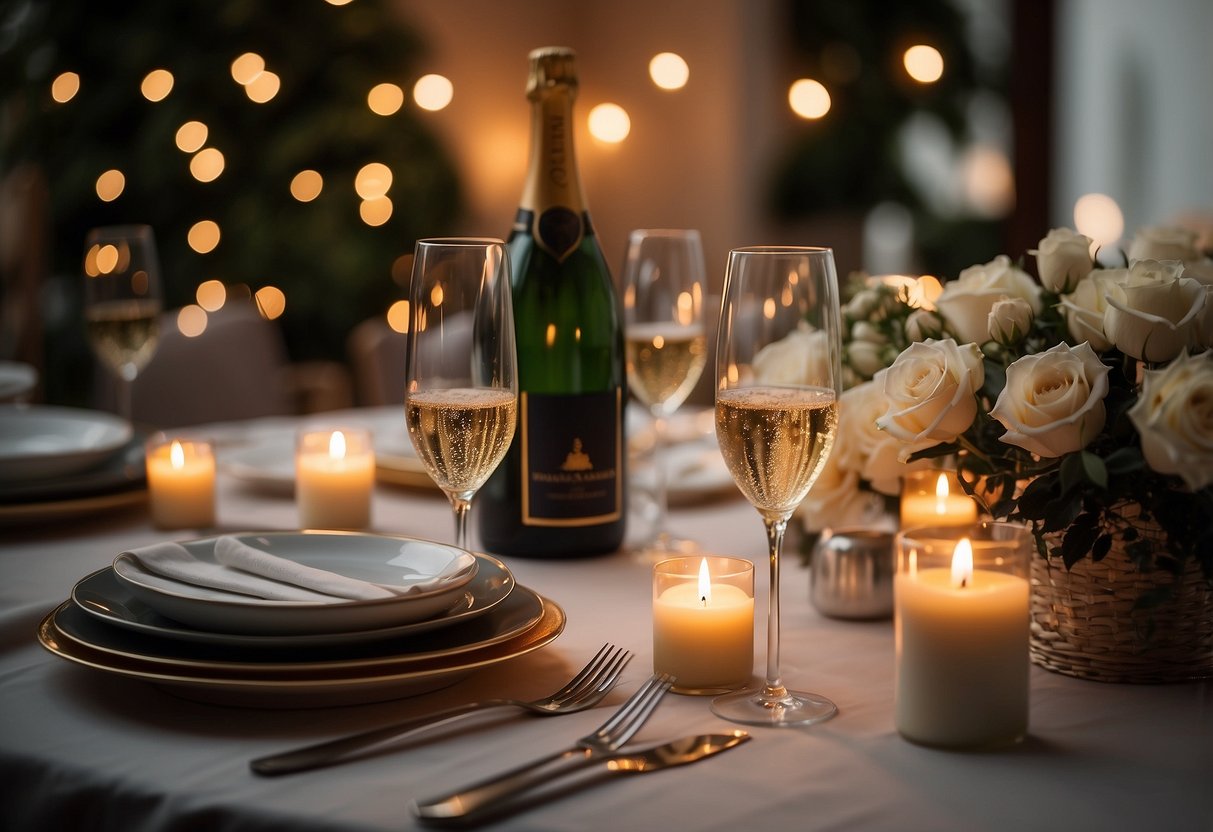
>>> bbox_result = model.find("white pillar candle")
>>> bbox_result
[145,437,215,530]
[296,428,375,530]
[653,556,754,694]
[900,469,979,529]
[894,526,1031,748]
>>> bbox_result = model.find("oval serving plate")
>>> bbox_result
[111,531,483,635]
[74,553,513,648]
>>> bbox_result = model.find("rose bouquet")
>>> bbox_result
[856,225,1213,597]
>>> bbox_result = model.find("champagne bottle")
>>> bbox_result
[478,46,626,557]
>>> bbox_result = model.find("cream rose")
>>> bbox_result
[937,255,1043,344]
[1031,228,1094,293]
[1128,350,1213,490]
[1183,260,1213,347]
[752,323,830,386]
[1128,226,1200,263]
[798,449,888,533]
[988,296,1035,347]
[876,338,984,460]
[1102,260,1206,362]
[905,308,944,342]
[990,342,1110,458]
[834,379,927,495]
[1058,268,1126,352]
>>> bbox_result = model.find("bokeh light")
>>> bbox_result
[231,53,265,85]
[175,121,208,153]
[387,300,410,333]
[177,305,208,337]
[255,286,286,320]
[51,72,80,103]
[649,52,689,90]
[188,220,221,254]
[904,45,944,84]
[190,147,225,182]
[413,74,453,111]
[360,196,393,226]
[368,83,405,116]
[245,71,281,103]
[1074,193,1125,252]
[95,169,125,202]
[141,69,174,102]
[290,170,324,202]
[354,163,392,199]
[789,79,831,119]
[588,103,631,143]
[195,279,226,312]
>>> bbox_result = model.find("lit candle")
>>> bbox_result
[145,436,216,529]
[296,428,375,530]
[894,525,1031,748]
[653,556,754,694]
[900,470,979,529]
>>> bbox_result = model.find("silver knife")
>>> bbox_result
[413,731,751,823]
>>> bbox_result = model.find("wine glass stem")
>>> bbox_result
[762,515,789,699]
[119,375,133,423]
[651,411,670,537]
[451,497,472,550]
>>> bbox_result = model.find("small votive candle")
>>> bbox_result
[900,469,979,529]
[653,556,754,694]
[296,428,374,530]
[145,435,216,530]
[894,522,1032,749]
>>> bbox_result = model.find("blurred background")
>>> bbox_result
[2,0,1210,424]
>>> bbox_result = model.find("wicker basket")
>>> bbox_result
[1031,509,1213,683]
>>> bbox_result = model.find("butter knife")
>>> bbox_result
[413,731,751,823]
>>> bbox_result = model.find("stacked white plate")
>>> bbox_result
[38,531,565,707]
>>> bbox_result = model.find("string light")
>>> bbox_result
[195,279,226,312]
[177,305,208,337]
[413,74,453,111]
[245,71,280,103]
[360,196,393,226]
[387,300,409,333]
[788,78,830,119]
[188,220,221,254]
[290,170,324,202]
[354,162,392,199]
[254,286,286,319]
[141,69,174,102]
[95,169,125,202]
[649,53,689,90]
[231,53,265,85]
[588,103,630,143]
[368,83,404,116]
[51,72,80,103]
[190,147,225,182]
[175,121,208,153]
[904,45,944,84]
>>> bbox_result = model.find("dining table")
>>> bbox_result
[0,406,1210,832]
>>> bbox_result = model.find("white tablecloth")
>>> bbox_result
[1,410,1210,832]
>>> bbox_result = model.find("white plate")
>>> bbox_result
[112,532,482,635]
[74,554,514,648]
[57,582,543,671]
[0,405,132,483]
[221,442,296,494]
[38,594,565,708]
[0,361,36,402]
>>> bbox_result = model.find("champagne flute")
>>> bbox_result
[711,246,842,726]
[622,229,707,558]
[405,239,518,550]
[82,225,163,422]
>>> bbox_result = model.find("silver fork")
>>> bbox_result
[413,672,675,821]
[250,644,632,776]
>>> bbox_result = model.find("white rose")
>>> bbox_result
[752,323,830,386]
[851,321,886,345]
[846,289,881,320]
[1031,228,1094,293]
[937,255,1043,344]
[1128,225,1200,263]
[987,296,1035,347]
[1102,259,1206,362]
[1128,350,1213,490]
[876,338,984,460]
[990,342,1110,458]
[1183,261,1213,347]
[835,380,928,495]
[798,450,888,533]
[846,341,887,378]
[1059,269,1126,351]
[905,308,944,341]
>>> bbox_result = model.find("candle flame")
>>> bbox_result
[170,440,185,470]
[951,538,973,589]
[329,430,347,460]
[697,557,711,607]
[935,473,949,514]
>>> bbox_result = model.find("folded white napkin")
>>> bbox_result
[122,537,473,603]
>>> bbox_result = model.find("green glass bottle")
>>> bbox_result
[478,46,626,557]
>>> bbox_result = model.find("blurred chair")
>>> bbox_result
[118,302,294,428]
[347,313,474,407]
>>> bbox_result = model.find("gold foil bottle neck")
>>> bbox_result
[527,46,578,99]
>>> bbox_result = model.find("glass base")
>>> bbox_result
[710,686,838,727]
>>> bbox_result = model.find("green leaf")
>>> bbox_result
[1091,534,1112,562]
[981,359,1007,400]
[1060,512,1099,568]
[1017,474,1059,519]
[1041,494,1083,534]
[1080,451,1108,489]
[905,442,960,463]
[1103,446,1144,475]
[1059,454,1084,495]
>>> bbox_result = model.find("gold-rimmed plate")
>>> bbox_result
[38,593,565,708]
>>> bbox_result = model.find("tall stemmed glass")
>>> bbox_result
[622,229,708,558]
[405,239,518,550]
[82,225,163,421]
[711,246,842,726]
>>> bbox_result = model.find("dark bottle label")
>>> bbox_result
[520,389,622,526]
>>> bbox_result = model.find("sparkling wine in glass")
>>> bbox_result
[712,246,842,726]
[82,225,163,421]
[623,229,708,557]
[405,238,518,550]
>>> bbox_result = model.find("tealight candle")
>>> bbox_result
[900,469,979,529]
[894,522,1031,748]
[653,556,754,694]
[296,428,375,530]
[145,436,216,529]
